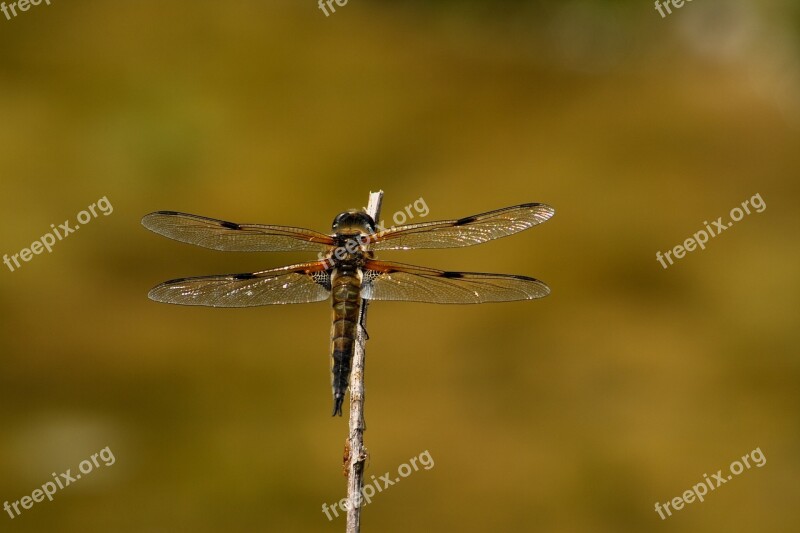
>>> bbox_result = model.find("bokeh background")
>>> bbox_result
[1,1,798,531]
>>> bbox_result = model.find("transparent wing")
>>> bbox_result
[368,203,554,251]
[148,262,331,307]
[361,260,549,304]
[142,211,334,252]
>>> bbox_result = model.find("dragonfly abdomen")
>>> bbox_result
[329,267,363,416]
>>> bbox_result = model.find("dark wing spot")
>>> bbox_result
[441,271,463,278]
[455,215,477,226]
[221,221,240,230]
[164,277,192,284]
[232,273,257,280]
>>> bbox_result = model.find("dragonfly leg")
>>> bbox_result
[359,301,370,340]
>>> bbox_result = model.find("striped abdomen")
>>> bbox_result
[330,267,363,416]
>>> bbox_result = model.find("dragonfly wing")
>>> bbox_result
[361,260,549,304]
[142,211,334,252]
[148,262,331,307]
[368,203,554,251]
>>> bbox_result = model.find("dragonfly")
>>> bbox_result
[142,202,554,416]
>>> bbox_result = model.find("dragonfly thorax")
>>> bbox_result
[328,234,372,265]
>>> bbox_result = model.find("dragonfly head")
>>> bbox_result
[332,210,377,236]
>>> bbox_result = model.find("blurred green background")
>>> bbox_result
[1,1,798,531]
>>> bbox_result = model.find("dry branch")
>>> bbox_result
[345,190,383,533]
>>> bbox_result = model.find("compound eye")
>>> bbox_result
[332,213,349,230]
[364,217,376,233]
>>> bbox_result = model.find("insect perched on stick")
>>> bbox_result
[141,201,554,416]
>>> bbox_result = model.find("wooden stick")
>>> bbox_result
[345,190,383,533]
